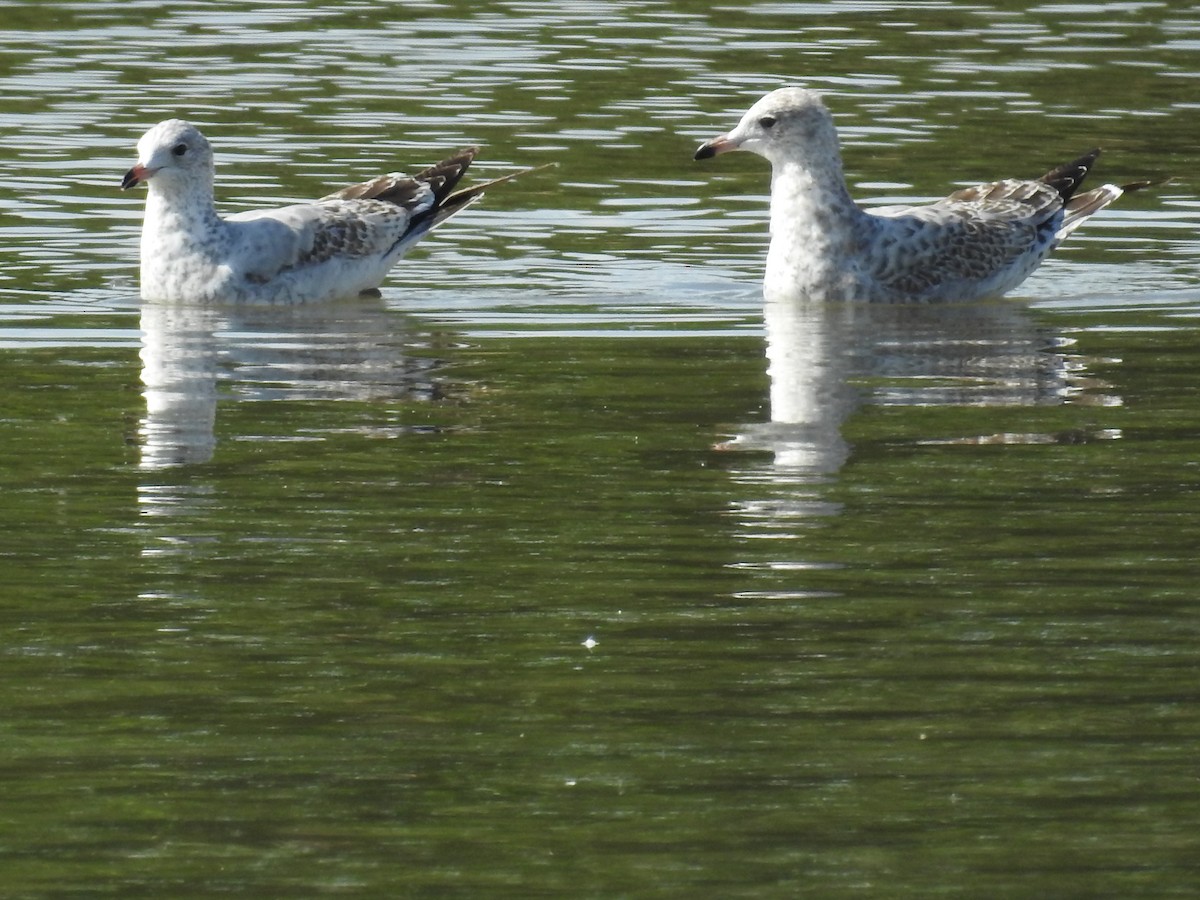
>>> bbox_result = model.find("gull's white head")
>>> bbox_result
[121,119,214,191]
[694,87,840,168]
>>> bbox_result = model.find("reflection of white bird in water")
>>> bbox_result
[695,87,1155,303]
[139,304,221,469]
[716,299,856,472]
[138,300,445,469]
[122,119,549,304]
[719,300,1100,470]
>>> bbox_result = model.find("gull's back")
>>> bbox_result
[853,149,1110,302]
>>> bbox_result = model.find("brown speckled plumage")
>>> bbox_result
[695,88,1150,303]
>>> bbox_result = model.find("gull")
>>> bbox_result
[122,119,547,304]
[695,87,1151,303]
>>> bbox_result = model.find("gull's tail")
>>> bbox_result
[429,159,557,229]
[322,146,479,211]
[324,148,554,254]
[1039,149,1167,243]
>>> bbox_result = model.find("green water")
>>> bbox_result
[3,0,1200,896]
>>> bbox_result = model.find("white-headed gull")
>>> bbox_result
[122,119,546,304]
[695,87,1152,303]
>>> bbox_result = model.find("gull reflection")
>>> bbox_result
[139,304,221,469]
[724,299,1112,473]
[723,299,1117,590]
[750,297,859,472]
[719,300,861,534]
[138,299,444,471]
[136,299,451,567]
[723,299,1119,539]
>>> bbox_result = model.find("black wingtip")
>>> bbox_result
[1039,148,1103,202]
[427,161,556,231]
[415,147,479,204]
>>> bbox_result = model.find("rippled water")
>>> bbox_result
[3,1,1200,895]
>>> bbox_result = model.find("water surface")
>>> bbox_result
[3,0,1200,895]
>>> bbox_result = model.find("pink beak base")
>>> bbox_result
[694,135,740,160]
[121,163,151,190]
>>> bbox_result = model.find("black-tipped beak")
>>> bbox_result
[694,135,739,161]
[121,164,147,190]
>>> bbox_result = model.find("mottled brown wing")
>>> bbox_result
[302,149,551,268]
[865,180,1063,295]
[292,200,413,268]
[943,178,1064,218]
[321,147,479,207]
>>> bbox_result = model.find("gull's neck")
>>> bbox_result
[764,151,870,301]
[138,170,228,301]
[143,172,223,238]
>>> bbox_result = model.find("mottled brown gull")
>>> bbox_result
[695,87,1149,303]
[122,119,547,304]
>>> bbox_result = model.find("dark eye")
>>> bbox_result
[758,115,777,129]
[171,142,188,157]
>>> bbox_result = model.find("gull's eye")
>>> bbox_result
[758,115,777,129]
[171,142,188,157]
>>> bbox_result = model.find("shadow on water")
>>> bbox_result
[137,299,447,470]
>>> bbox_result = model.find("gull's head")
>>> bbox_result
[694,87,838,168]
[121,119,214,191]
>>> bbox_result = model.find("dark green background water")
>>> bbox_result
[2,0,1200,895]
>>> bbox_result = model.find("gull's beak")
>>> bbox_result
[694,134,740,161]
[121,164,151,190]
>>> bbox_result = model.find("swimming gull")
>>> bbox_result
[122,119,547,304]
[695,87,1150,303]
